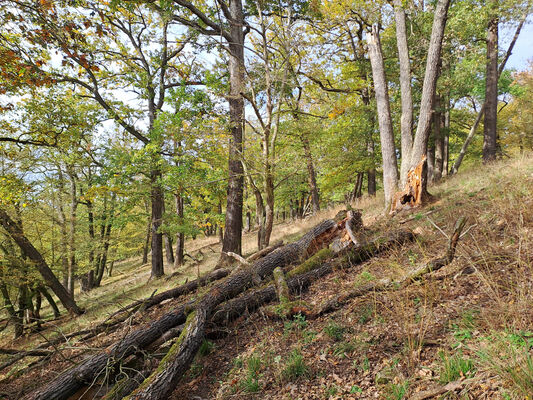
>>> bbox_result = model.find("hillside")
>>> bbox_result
[1,155,532,400]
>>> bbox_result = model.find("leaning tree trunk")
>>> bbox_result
[483,11,499,162]
[367,24,398,209]
[0,208,83,315]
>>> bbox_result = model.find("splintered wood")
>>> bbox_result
[391,155,428,214]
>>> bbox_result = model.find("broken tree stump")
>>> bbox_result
[391,156,430,214]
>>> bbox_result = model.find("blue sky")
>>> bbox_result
[502,16,533,71]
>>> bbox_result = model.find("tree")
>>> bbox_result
[483,0,499,162]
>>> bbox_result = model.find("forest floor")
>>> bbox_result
[1,155,532,400]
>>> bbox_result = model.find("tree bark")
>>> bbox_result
[151,167,164,278]
[483,11,499,162]
[301,134,320,213]
[220,0,245,264]
[409,0,451,170]
[0,207,83,315]
[367,24,398,209]
[393,0,414,186]
[174,193,185,268]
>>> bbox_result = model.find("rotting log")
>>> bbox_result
[22,304,192,400]
[391,156,430,214]
[247,239,283,262]
[315,217,466,316]
[125,218,341,399]
[24,218,342,400]
[28,268,230,354]
[211,229,415,324]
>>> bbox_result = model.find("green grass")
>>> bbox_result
[282,349,309,381]
[324,321,345,341]
[438,350,476,383]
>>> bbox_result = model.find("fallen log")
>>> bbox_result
[24,217,341,400]
[315,217,466,316]
[101,227,411,398]
[26,268,230,355]
[211,229,415,324]
[22,304,191,400]
[246,239,283,262]
[125,218,341,399]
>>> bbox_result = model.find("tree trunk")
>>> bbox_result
[56,170,69,289]
[174,193,185,268]
[301,134,320,214]
[367,135,377,196]
[393,0,414,186]
[39,286,60,319]
[151,167,164,278]
[142,199,151,265]
[0,208,83,315]
[434,94,444,182]
[409,0,451,170]
[443,97,450,176]
[483,12,499,162]
[164,234,174,265]
[67,168,77,296]
[367,23,398,209]
[220,0,245,264]
[450,14,525,174]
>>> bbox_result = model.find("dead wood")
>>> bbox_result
[125,218,341,399]
[391,156,430,214]
[22,303,192,400]
[246,240,283,262]
[26,268,230,355]
[316,217,466,316]
[225,251,250,266]
[24,218,341,400]
[211,229,415,324]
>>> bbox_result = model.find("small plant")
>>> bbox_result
[350,385,363,394]
[438,350,476,383]
[284,313,308,336]
[385,381,409,400]
[198,339,214,356]
[324,384,338,397]
[478,332,533,398]
[333,341,356,358]
[355,270,375,286]
[357,304,374,324]
[282,349,309,381]
[240,355,262,393]
[324,321,345,341]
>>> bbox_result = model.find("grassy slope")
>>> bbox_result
[1,155,532,399]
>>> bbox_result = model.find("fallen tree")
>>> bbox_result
[24,216,343,400]
[124,218,341,399]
